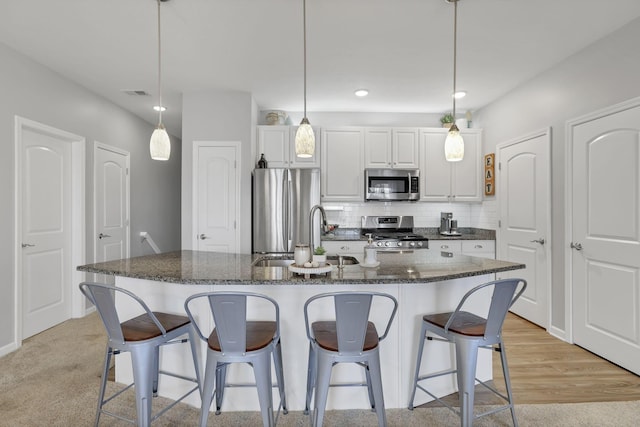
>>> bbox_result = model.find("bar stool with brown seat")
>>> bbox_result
[408,278,526,427]
[79,282,201,427]
[184,291,287,427]
[303,291,398,427]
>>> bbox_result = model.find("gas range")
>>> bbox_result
[361,215,429,250]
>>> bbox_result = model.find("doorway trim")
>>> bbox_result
[12,116,85,354]
[564,95,640,344]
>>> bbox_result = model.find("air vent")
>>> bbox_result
[122,90,151,96]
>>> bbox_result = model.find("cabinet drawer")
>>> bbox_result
[461,240,495,259]
[432,240,462,252]
[321,240,367,255]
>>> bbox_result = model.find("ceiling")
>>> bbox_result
[2,0,640,138]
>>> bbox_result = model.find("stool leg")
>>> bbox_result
[367,350,387,427]
[130,345,155,427]
[215,363,227,414]
[94,344,112,427]
[498,340,518,427]
[273,338,288,414]
[187,327,203,396]
[408,322,428,409]
[199,353,218,427]
[312,351,333,427]
[364,363,376,410]
[304,342,316,415]
[253,352,275,427]
[455,339,480,427]
[152,346,160,396]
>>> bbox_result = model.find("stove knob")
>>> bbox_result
[377,242,383,247]
[417,242,423,247]
[385,242,391,247]
[409,242,415,247]
[397,242,403,247]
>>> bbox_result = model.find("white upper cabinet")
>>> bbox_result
[321,127,365,201]
[364,127,419,169]
[257,125,320,168]
[420,128,482,202]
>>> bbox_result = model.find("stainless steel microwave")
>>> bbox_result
[365,168,420,201]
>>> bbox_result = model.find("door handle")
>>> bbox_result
[570,242,583,251]
[98,233,111,239]
[199,234,208,240]
[530,238,545,245]
[21,243,35,248]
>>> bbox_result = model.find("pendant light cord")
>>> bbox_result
[452,0,457,120]
[157,0,163,126]
[303,0,308,119]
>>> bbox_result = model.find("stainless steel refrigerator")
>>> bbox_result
[252,168,321,253]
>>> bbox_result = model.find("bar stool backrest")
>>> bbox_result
[185,291,280,355]
[446,278,527,340]
[305,291,398,355]
[80,282,167,345]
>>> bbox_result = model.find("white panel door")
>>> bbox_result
[497,130,550,328]
[21,128,72,338]
[571,103,640,374]
[194,142,240,253]
[94,143,129,285]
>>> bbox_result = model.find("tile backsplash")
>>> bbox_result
[323,200,497,230]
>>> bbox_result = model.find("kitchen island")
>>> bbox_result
[78,250,524,413]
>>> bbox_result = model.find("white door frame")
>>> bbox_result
[191,141,241,250]
[564,96,640,344]
[93,141,130,286]
[13,116,85,352]
[496,127,553,331]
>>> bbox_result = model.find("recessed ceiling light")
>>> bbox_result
[153,105,167,112]
[355,89,369,97]
[453,91,467,99]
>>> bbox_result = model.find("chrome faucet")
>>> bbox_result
[309,204,328,253]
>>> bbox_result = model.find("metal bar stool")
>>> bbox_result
[184,291,288,427]
[303,291,398,427]
[79,282,201,427]
[408,278,527,427]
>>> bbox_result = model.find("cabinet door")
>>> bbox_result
[289,126,321,168]
[393,128,419,168]
[452,130,482,201]
[431,240,462,254]
[321,240,367,256]
[419,129,451,201]
[257,126,289,168]
[321,128,364,201]
[364,128,392,168]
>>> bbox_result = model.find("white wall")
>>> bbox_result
[181,90,256,253]
[475,17,640,332]
[0,42,182,352]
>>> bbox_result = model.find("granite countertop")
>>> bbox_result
[77,249,524,286]
[321,227,495,241]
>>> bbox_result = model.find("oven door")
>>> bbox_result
[365,169,419,201]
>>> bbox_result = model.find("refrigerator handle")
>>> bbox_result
[282,169,290,250]
[286,170,293,248]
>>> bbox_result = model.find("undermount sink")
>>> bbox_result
[252,255,359,267]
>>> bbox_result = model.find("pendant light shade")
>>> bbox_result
[444,123,464,161]
[150,124,171,160]
[295,0,315,158]
[295,117,315,158]
[445,0,464,162]
[150,0,170,161]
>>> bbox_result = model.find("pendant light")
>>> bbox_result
[444,0,464,162]
[294,0,315,158]
[149,0,171,161]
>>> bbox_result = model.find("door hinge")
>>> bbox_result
[234,160,237,169]
[498,220,502,228]
[126,167,129,175]
[234,220,237,229]
[498,162,501,171]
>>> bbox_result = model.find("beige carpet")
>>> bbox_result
[1,313,638,427]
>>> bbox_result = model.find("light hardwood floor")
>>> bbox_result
[421,312,640,407]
